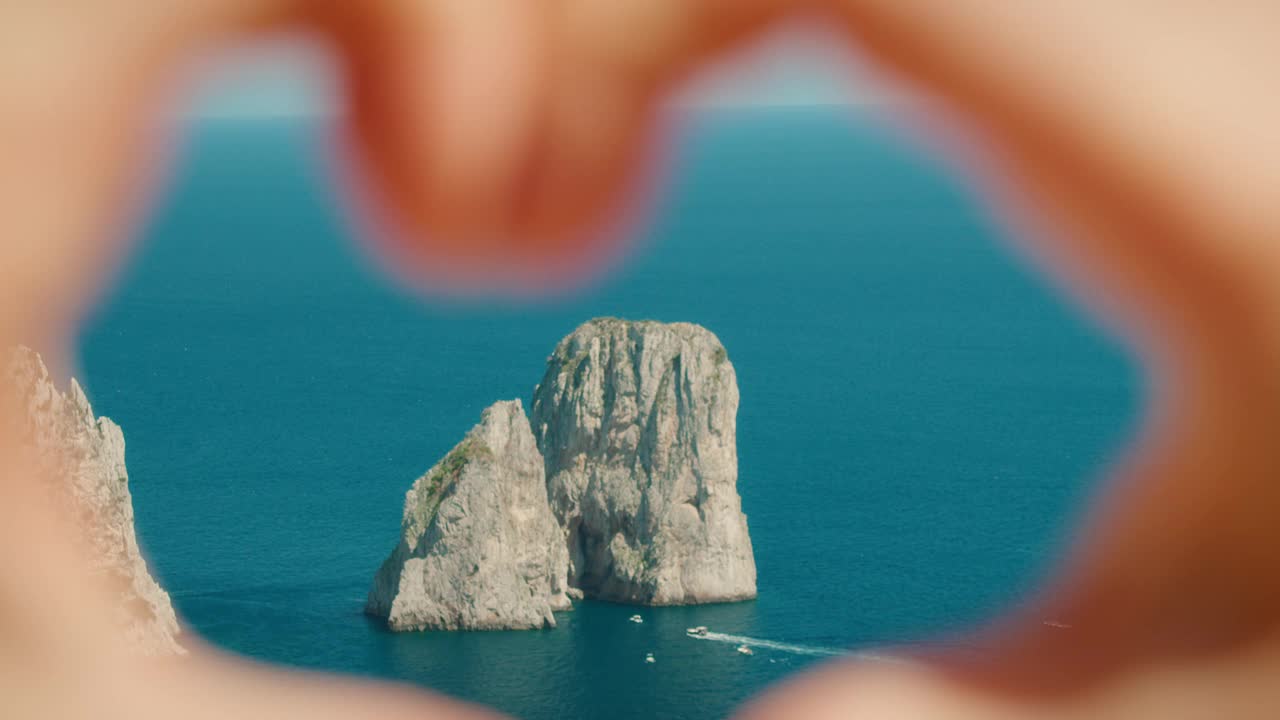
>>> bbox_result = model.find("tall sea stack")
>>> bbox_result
[531,319,757,605]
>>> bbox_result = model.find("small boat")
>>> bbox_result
[736,645,753,656]
[629,614,644,624]
[686,626,709,637]
[644,653,656,664]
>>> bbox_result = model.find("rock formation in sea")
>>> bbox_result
[3,347,183,655]
[367,400,572,631]
[531,318,757,605]
[369,319,756,631]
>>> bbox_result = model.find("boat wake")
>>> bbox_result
[691,631,900,662]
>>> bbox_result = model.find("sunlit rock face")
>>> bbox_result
[531,319,757,605]
[4,347,183,655]
[367,400,572,631]
[369,318,757,631]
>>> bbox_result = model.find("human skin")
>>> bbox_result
[2,2,1279,718]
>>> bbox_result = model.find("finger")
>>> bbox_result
[814,0,1280,697]
[0,16,191,665]
[320,0,554,290]
[737,648,1280,720]
[319,0,802,290]
[0,15,166,348]
[0,2,311,347]
[122,647,506,720]
[738,661,1027,720]
[0,10,501,720]
[502,37,659,287]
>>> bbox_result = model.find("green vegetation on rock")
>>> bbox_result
[407,438,492,540]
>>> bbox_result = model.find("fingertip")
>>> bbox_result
[325,0,535,262]
[317,0,708,294]
[326,122,654,299]
[415,0,547,242]
[739,658,995,720]
[330,71,666,293]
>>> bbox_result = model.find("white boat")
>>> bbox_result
[629,614,643,624]
[644,653,656,664]
[736,645,753,656]
[685,626,709,637]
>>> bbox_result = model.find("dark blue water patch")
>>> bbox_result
[80,106,1140,719]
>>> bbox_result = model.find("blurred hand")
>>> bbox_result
[2,1,1279,718]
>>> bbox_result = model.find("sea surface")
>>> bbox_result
[78,107,1140,719]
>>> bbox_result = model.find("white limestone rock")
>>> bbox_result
[367,400,572,630]
[3,347,183,655]
[531,318,757,605]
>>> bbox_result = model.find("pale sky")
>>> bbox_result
[187,24,912,118]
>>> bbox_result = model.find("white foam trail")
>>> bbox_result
[698,632,844,656]
[691,632,903,663]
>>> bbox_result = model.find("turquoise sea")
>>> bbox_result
[78,107,1140,719]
